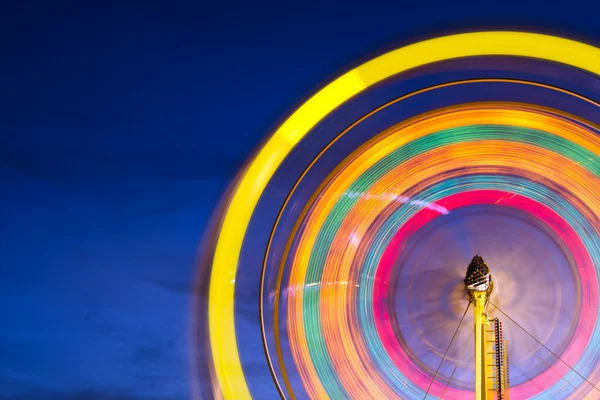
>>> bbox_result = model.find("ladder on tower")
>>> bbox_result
[486,319,510,400]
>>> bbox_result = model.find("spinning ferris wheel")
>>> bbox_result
[195,32,600,399]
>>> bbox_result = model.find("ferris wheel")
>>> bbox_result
[194,32,600,400]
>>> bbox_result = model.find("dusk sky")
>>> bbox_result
[1,1,599,399]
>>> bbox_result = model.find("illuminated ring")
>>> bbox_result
[207,32,600,399]
[374,189,595,399]
[268,92,600,400]
[278,104,600,398]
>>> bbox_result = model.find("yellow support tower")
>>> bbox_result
[472,290,493,399]
[465,255,495,400]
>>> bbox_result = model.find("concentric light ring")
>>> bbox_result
[206,32,600,399]
[280,105,600,399]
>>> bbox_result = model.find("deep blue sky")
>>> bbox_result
[1,1,599,399]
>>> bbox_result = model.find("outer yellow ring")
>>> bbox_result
[207,31,600,399]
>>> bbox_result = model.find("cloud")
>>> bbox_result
[1,389,179,400]
[149,278,197,297]
[1,377,185,399]
[148,277,262,326]
[127,332,176,367]
[0,136,246,182]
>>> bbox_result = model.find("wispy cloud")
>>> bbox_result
[1,389,180,400]
[149,278,197,297]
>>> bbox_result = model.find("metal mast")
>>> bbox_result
[465,255,509,400]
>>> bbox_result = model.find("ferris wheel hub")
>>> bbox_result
[465,254,492,293]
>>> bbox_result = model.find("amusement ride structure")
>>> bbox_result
[464,255,509,400]
[195,31,600,399]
